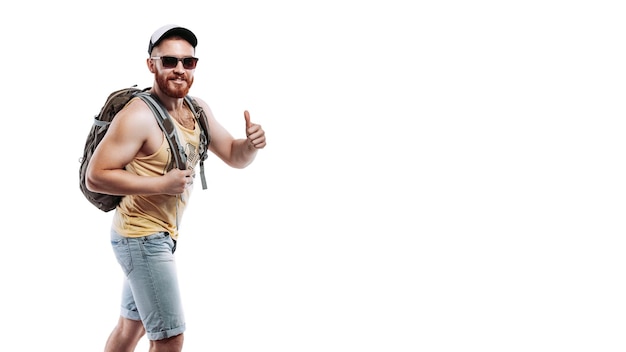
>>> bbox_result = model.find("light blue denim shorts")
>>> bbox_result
[110,230,185,340]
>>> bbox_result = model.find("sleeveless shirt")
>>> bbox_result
[112,99,202,240]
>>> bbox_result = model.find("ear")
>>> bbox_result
[147,58,156,73]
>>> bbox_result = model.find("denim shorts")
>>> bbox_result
[110,230,185,340]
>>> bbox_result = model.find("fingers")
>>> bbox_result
[181,169,194,187]
[250,138,267,149]
[184,174,194,188]
[244,110,266,149]
[164,168,194,194]
[244,110,251,129]
[246,127,267,149]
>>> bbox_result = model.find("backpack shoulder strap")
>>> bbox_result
[184,95,211,190]
[136,92,187,170]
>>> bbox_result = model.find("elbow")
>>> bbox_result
[226,161,249,169]
[85,175,100,193]
[227,157,255,169]
[222,153,255,169]
[85,167,104,193]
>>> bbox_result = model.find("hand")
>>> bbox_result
[162,168,194,195]
[244,110,266,149]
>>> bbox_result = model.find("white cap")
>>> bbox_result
[148,24,197,54]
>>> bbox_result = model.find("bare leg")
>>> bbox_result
[104,316,145,352]
[149,333,184,352]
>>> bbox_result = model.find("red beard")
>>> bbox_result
[156,74,194,98]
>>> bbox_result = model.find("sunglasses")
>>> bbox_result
[151,56,199,69]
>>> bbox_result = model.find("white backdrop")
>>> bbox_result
[1,0,625,351]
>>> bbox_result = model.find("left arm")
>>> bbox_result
[195,97,266,168]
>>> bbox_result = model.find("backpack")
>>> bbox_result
[79,85,211,212]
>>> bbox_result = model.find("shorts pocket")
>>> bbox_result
[142,232,175,255]
[111,237,134,276]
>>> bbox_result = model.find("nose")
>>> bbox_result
[174,61,185,73]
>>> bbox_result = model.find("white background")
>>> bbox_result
[1,0,625,351]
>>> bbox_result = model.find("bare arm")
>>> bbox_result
[195,97,266,169]
[85,99,192,196]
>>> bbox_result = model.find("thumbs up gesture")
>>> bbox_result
[244,110,266,149]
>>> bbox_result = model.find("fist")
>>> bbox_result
[244,110,266,149]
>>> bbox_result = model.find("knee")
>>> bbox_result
[118,317,145,340]
[132,328,146,340]
[150,333,184,351]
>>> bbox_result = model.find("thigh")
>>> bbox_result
[125,232,185,340]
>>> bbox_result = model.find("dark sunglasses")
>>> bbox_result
[151,56,199,69]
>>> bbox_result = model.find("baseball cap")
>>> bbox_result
[148,24,198,54]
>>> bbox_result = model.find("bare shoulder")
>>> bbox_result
[112,97,159,131]
[89,97,164,170]
[187,97,237,157]
[102,97,163,154]
[189,96,215,119]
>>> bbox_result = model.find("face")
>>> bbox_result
[148,37,196,98]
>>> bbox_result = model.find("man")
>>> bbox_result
[86,24,266,352]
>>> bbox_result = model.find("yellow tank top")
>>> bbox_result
[112,102,202,240]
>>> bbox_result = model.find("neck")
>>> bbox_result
[149,87,185,111]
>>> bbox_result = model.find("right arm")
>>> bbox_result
[85,99,192,196]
